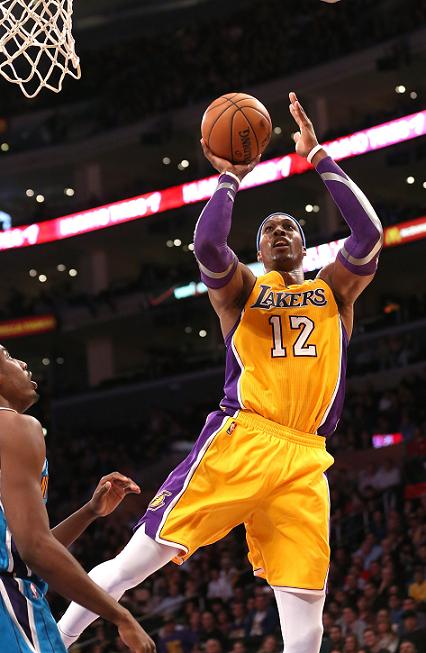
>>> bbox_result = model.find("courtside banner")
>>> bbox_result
[0,110,425,252]
[384,215,426,248]
[0,314,56,339]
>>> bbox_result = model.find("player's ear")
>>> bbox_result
[257,250,262,262]
[302,246,306,257]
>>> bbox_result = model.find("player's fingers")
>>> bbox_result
[98,480,111,494]
[292,131,301,143]
[289,104,302,128]
[295,101,311,126]
[289,91,297,106]
[123,481,141,494]
[102,471,129,483]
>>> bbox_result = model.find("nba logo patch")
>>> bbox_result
[226,421,237,436]
[148,490,172,511]
[30,583,38,599]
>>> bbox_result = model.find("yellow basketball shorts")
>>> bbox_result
[138,409,334,590]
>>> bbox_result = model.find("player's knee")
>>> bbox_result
[284,622,323,653]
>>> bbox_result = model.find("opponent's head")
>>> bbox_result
[256,212,306,272]
[0,345,38,413]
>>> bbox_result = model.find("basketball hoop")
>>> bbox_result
[0,0,81,99]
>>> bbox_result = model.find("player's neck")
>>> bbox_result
[272,268,304,286]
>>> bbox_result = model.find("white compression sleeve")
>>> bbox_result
[57,525,178,648]
[273,588,326,653]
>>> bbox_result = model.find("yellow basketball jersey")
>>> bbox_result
[221,271,347,435]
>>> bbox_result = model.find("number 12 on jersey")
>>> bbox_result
[269,315,317,358]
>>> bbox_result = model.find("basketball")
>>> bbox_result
[201,93,272,165]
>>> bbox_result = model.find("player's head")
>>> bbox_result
[0,345,38,413]
[256,212,306,272]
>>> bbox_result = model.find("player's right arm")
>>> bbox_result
[0,412,155,653]
[195,140,259,337]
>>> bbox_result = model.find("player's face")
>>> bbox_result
[0,346,38,413]
[257,215,305,272]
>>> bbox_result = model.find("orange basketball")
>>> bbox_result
[201,92,272,165]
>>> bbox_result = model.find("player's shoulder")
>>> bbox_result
[0,412,44,448]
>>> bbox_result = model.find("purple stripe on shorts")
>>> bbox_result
[317,323,348,436]
[135,410,228,542]
[1,575,33,644]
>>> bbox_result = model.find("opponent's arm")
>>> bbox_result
[0,413,154,653]
[52,472,141,548]
[289,92,383,334]
[195,140,258,336]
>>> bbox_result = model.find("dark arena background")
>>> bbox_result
[0,0,425,651]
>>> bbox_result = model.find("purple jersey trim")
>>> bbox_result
[135,411,229,547]
[220,313,244,414]
[317,321,348,436]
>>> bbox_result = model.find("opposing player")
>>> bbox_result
[58,92,383,653]
[0,345,156,653]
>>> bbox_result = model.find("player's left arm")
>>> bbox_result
[289,92,383,336]
[51,472,140,548]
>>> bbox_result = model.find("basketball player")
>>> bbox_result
[58,91,383,653]
[0,345,156,653]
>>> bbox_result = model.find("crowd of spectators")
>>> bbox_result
[42,369,426,653]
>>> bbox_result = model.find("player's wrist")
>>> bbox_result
[307,144,327,166]
[221,170,241,185]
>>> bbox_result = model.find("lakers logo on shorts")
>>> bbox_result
[226,421,237,435]
[149,490,172,511]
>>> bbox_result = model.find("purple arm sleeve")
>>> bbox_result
[316,156,383,275]
[193,172,239,289]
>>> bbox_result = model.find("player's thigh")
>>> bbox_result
[147,412,263,556]
[247,451,332,590]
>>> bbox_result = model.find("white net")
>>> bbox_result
[0,0,80,98]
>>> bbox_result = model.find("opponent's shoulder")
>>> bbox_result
[0,412,44,456]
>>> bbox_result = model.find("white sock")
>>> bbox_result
[57,525,178,648]
[272,587,325,653]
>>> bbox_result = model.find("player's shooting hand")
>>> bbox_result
[288,91,319,159]
[89,472,141,518]
[200,138,260,181]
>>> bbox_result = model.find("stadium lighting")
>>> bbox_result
[1,143,9,152]
[188,243,194,251]
[305,204,313,213]
[312,205,320,213]
[26,189,35,197]
[166,239,174,247]
[406,176,415,184]
[56,357,64,364]
[180,159,190,168]
[173,238,182,246]
[423,182,426,189]
[184,326,192,334]
[162,157,171,165]
[68,268,78,277]
[199,329,207,338]
[57,264,66,271]
[64,187,75,197]
[36,194,45,203]
[273,126,282,135]
[395,85,406,94]
[42,357,50,366]
[38,274,47,282]
[29,269,37,277]
[410,91,418,100]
